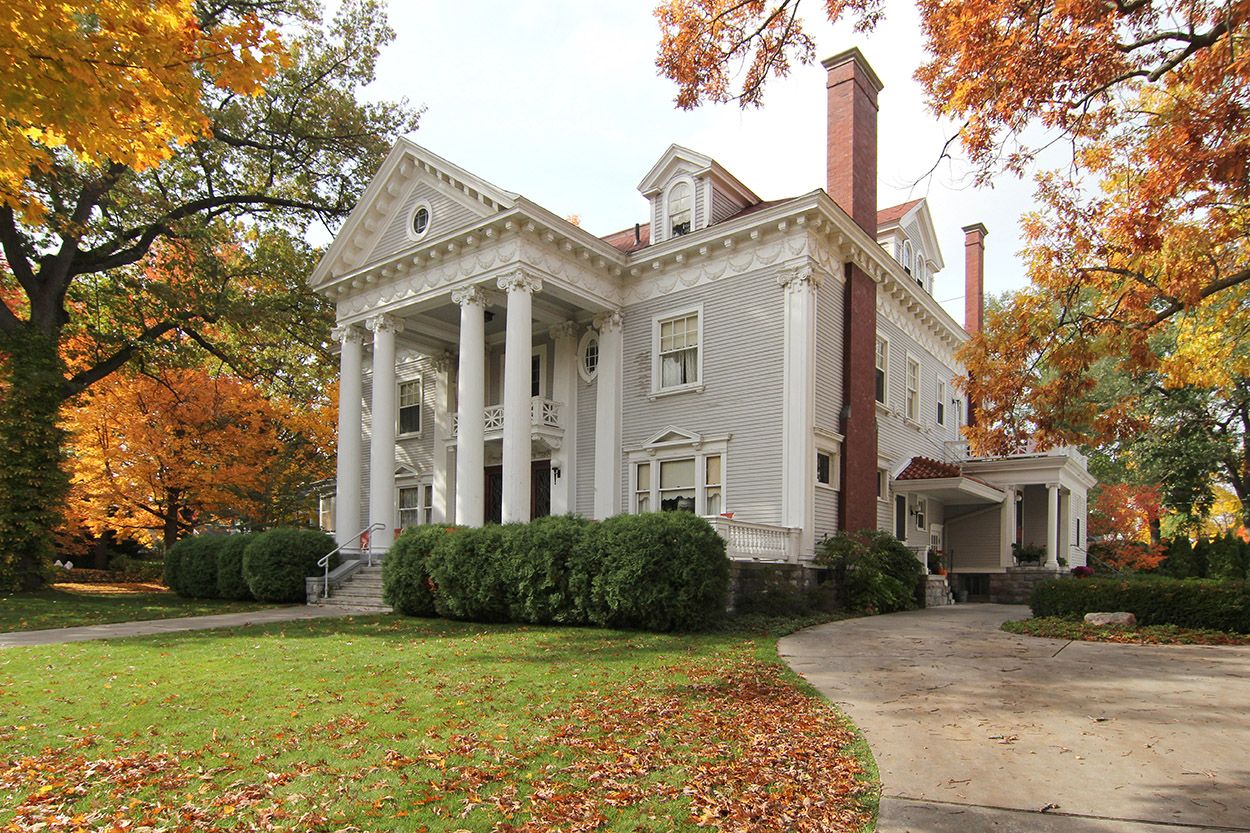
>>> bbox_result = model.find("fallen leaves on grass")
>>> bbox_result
[1003,617,1250,645]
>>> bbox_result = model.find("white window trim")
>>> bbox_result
[875,334,890,408]
[395,475,433,529]
[650,304,705,398]
[816,447,841,491]
[660,175,697,242]
[577,328,600,384]
[904,353,921,424]
[936,378,947,427]
[397,375,423,438]
[913,496,928,531]
[877,467,890,503]
[627,434,729,518]
[406,199,433,242]
[902,239,913,274]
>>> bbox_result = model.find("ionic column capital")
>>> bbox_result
[430,351,455,373]
[331,323,367,345]
[593,309,622,333]
[548,320,578,341]
[365,313,405,335]
[777,263,821,292]
[451,285,487,308]
[497,268,542,295]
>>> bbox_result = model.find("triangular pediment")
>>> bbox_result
[879,198,945,272]
[310,139,518,288]
[643,426,703,448]
[637,145,714,196]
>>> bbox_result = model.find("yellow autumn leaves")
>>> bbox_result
[0,0,284,221]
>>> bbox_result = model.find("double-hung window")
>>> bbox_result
[398,379,422,435]
[936,379,947,426]
[633,453,723,516]
[875,337,888,404]
[657,311,700,390]
[398,484,432,528]
[905,357,920,422]
[668,182,692,237]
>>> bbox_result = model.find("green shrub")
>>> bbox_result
[1029,576,1250,633]
[574,512,729,632]
[163,543,182,590]
[215,534,255,600]
[243,528,337,603]
[1159,537,1195,578]
[426,524,512,622]
[1012,542,1046,564]
[815,530,924,614]
[165,535,225,598]
[503,515,593,624]
[383,525,454,616]
[1210,532,1250,581]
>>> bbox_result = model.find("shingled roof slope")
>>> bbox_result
[877,199,923,227]
[894,456,963,480]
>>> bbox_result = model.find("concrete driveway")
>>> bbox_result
[780,605,1250,832]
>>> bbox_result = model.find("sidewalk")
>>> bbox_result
[0,605,383,649]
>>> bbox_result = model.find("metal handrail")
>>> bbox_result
[318,523,384,599]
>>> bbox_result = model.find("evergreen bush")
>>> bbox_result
[165,535,226,598]
[382,525,453,616]
[815,529,925,614]
[425,524,512,621]
[573,512,729,631]
[1029,576,1250,633]
[503,514,593,624]
[1209,532,1250,581]
[215,534,255,600]
[242,528,336,603]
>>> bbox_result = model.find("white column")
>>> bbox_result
[593,310,623,519]
[431,352,453,523]
[999,485,1016,568]
[779,264,820,556]
[1046,482,1060,568]
[549,321,578,515]
[1059,490,1070,566]
[498,269,542,523]
[366,314,403,552]
[453,286,487,527]
[333,324,366,547]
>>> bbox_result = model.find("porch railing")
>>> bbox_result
[711,517,801,563]
[317,523,383,600]
[452,397,562,436]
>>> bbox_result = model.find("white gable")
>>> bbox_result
[637,145,761,245]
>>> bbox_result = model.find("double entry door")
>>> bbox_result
[484,460,551,524]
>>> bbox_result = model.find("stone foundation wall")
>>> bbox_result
[989,565,1065,604]
[728,561,840,614]
[925,575,954,607]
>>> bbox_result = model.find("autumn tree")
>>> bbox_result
[66,367,334,550]
[0,0,418,589]
[1088,482,1166,571]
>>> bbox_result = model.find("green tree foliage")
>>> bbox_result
[815,530,925,614]
[0,0,420,588]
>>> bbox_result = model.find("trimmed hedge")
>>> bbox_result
[1029,576,1250,633]
[215,534,255,600]
[814,529,924,614]
[243,528,337,603]
[382,513,729,632]
[165,535,225,598]
[382,525,452,616]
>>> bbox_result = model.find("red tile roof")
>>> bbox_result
[877,199,923,227]
[894,456,963,481]
[601,223,651,253]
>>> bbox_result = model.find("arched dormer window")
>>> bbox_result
[914,250,925,286]
[668,182,692,237]
[902,240,913,274]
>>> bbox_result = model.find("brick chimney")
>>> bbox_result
[823,48,883,533]
[962,223,988,335]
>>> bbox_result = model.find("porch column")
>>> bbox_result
[549,321,578,515]
[593,310,623,519]
[779,264,820,555]
[333,324,366,546]
[1046,482,1060,568]
[367,314,403,551]
[499,269,542,523]
[999,485,1016,568]
[431,352,453,523]
[1058,489,1070,566]
[453,286,487,527]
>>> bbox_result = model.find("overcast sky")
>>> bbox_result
[361,0,1041,325]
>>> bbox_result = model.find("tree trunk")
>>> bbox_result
[0,326,70,591]
[163,490,183,553]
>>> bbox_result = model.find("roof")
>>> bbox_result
[601,223,651,254]
[877,199,923,228]
[895,456,963,480]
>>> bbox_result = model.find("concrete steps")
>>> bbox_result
[316,565,391,613]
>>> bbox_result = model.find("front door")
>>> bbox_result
[483,461,551,524]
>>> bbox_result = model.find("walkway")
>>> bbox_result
[780,605,1250,832]
[0,605,380,649]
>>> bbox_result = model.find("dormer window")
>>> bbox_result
[668,182,692,237]
[902,240,913,274]
[914,251,925,287]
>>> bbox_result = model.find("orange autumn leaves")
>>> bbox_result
[64,367,334,548]
[1,0,284,220]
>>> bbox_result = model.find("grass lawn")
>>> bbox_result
[0,583,276,634]
[0,614,876,832]
[1003,616,1250,646]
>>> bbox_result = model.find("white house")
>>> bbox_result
[308,49,1093,605]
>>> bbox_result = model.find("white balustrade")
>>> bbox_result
[711,517,800,563]
[450,397,562,437]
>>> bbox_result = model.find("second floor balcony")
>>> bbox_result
[451,397,564,448]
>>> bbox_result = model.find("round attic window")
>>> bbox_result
[411,204,431,238]
[578,330,600,383]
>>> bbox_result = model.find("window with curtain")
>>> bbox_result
[658,312,699,388]
[398,484,432,528]
[704,455,722,516]
[635,462,651,512]
[668,182,692,236]
[659,458,697,513]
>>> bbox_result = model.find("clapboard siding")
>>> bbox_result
[575,363,597,517]
[359,354,438,527]
[710,188,744,225]
[814,488,839,544]
[371,180,487,262]
[619,268,785,523]
[946,506,1001,570]
[875,312,962,473]
[1069,492,1087,566]
[814,278,846,435]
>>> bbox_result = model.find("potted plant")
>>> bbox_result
[1011,542,1045,565]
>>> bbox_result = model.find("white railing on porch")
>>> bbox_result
[711,517,801,563]
[452,397,562,436]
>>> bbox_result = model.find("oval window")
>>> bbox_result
[578,331,600,382]
[412,206,430,237]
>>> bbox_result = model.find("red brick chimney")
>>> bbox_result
[823,48,883,533]
[962,223,988,335]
